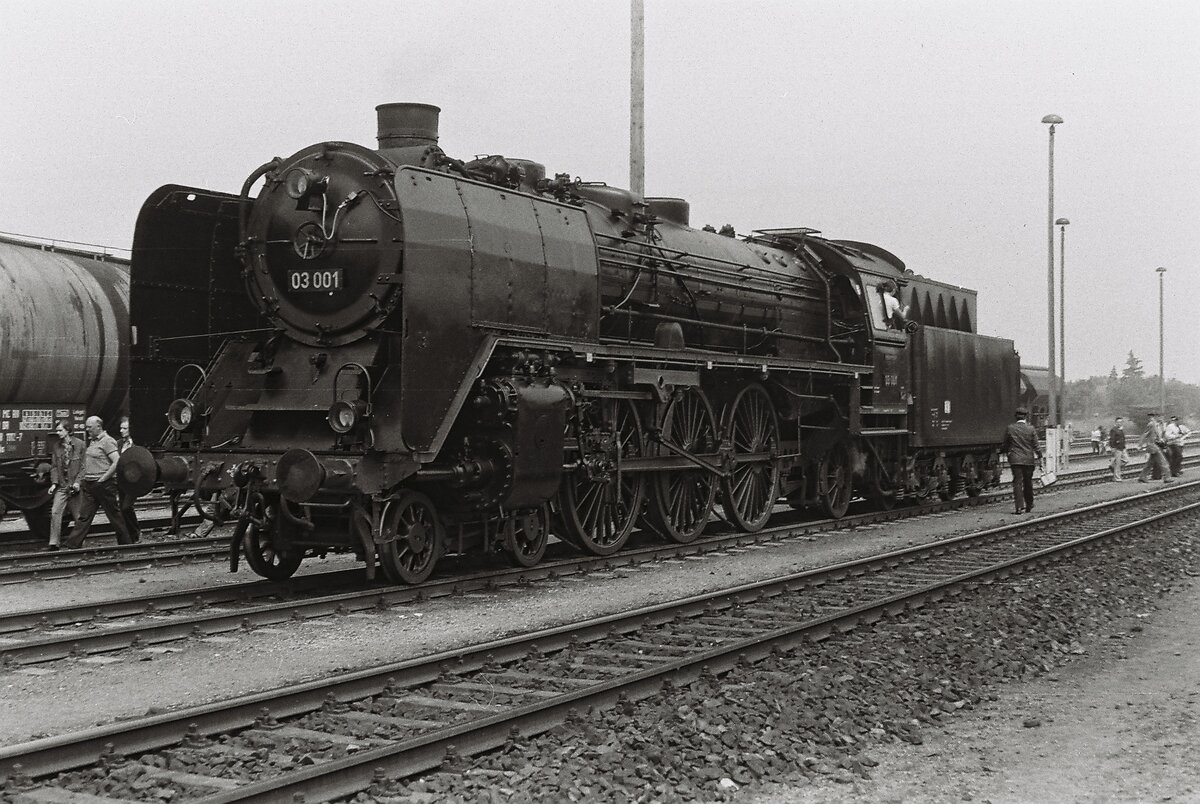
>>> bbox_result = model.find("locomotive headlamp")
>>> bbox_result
[327,399,371,434]
[167,398,196,432]
[285,168,327,200]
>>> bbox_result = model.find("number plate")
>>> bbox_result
[287,269,343,292]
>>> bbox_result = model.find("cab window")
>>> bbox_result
[864,278,898,332]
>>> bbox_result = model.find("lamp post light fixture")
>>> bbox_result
[1055,217,1070,394]
[1157,266,1167,415]
[1042,114,1063,426]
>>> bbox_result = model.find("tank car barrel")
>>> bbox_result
[0,238,130,426]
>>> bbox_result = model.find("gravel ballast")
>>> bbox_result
[356,512,1200,803]
[1,479,1196,802]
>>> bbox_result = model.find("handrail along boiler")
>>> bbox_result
[117,103,1019,583]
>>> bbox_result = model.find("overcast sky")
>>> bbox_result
[2,1,1197,384]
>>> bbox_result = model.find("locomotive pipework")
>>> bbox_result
[118,101,1018,584]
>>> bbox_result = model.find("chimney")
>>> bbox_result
[375,103,440,149]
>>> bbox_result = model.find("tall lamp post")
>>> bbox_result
[1157,266,1167,415]
[1042,114,1063,427]
[1056,217,1070,396]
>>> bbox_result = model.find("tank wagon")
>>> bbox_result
[0,235,130,535]
[118,103,1019,583]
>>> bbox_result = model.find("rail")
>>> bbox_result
[2,482,1196,797]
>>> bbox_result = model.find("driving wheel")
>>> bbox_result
[646,387,718,543]
[555,397,645,556]
[720,384,780,531]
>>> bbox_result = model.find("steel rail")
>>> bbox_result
[2,481,1197,794]
[0,509,199,547]
[1,458,1193,664]
[0,527,221,584]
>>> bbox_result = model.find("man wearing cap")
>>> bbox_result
[1164,415,1190,477]
[1002,407,1041,514]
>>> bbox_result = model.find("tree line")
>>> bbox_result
[1062,351,1200,426]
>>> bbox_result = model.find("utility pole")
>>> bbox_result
[1042,114,1062,426]
[630,0,645,198]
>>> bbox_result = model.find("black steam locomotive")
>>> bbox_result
[119,103,1019,583]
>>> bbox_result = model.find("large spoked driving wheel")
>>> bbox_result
[378,490,444,585]
[647,387,718,543]
[556,398,646,556]
[505,505,550,568]
[720,384,781,531]
[818,441,854,519]
[243,498,303,581]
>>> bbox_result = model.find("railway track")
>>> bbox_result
[0,524,217,585]
[2,480,1197,801]
[0,508,203,552]
[3,440,1187,551]
[2,454,1190,666]
[2,451,1189,589]
[0,494,180,546]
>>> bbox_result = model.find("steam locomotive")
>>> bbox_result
[0,235,130,537]
[118,103,1019,583]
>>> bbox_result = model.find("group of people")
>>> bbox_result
[1005,409,1191,512]
[1105,413,1189,483]
[47,415,139,550]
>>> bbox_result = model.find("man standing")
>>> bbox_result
[46,421,85,550]
[1002,407,1042,514]
[1164,415,1189,477]
[116,417,141,542]
[1137,413,1172,484]
[62,416,136,548]
[1109,416,1128,481]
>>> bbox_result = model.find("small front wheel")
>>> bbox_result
[378,491,444,585]
[243,500,303,581]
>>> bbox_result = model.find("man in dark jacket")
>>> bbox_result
[1002,407,1042,514]
[47,421,85,550]
[1109,416,1127,481]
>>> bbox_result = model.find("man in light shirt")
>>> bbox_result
[62,416,136,548]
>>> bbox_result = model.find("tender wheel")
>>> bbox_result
[937,461,956,501]
[556,398,646,556]
[505,506,550,568]
[647,388,718,543]
[961,454,982,497]
[243,499,303,581]
[378,491,444,585]
[720,384,781,531]
[818,441,853,519]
